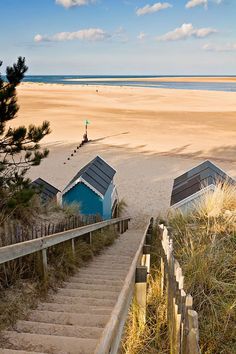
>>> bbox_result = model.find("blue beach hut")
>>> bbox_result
[62,156,118,220]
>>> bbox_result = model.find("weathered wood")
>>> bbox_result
[0,217,130,265]
[158,225,200,354]
[186,310,199,354]
[160,257,165,296]
[71,238,75,257]
[94,221,151,354]
[135,266,147,325]
[41,248,48,279]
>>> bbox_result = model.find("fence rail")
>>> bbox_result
[0,217,130,278]
[159,224,200,354]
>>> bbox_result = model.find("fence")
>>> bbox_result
[0,216,130,280]
[94,218,154,354]
[159,224,200,354]
[0,214,101,247]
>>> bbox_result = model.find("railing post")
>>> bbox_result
[41,248,48,280]
[145,232,152,245]
[71,238,75,257]
[135,266,147,325]
[117,221,121,233]
[142,244,151,275]
[121,220,124,234]
[160,256,165,296]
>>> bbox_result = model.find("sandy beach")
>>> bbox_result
[15,83,236,222]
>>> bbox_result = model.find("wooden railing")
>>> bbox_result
[0,217,130,278]
[94,218,154,354]
[159,224,200,354]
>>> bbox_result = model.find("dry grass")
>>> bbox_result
[121,271,169,354]
[169,183,236,354]
[0,226,119,334]
[121,224,169,354]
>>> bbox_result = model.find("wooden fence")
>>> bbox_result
[159,224,200,354]
[0,214,101,247]
[0,216,130,279]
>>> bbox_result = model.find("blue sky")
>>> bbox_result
[1,0,236,74]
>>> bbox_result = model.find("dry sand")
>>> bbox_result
[15,83,236,222]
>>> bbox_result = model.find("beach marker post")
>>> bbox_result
[83,119,91,142]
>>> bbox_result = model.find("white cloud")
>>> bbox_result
[157,23,217,41]
[55,0,95,8]
[137,32,147,40]
[136,2,172,16]
[203,43,236,52]
[34,28,109,42]
[185,0,223,9]
[186,0,208,9]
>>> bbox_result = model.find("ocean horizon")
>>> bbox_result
[21,75,236,93]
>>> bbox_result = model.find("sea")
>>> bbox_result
[22,75,236,93]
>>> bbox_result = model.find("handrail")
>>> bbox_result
[94,221,151,354]
[0,216,130,265]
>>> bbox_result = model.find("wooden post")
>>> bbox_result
[182,295,193,354]
[187,310,199,354]
[71,238,75,257]
[135,266,147,325]
[160,257,165,296]
[117,221,121,233]
[146,233,152,245]
[142,244,151,274]
[89,232,92,244]
[122,221,125,234]
[41,248,48,280]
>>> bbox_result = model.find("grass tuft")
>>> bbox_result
[169,183,236,354]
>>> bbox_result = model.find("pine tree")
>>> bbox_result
[0,57,51,215]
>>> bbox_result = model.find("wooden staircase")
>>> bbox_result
[0,227,145,354]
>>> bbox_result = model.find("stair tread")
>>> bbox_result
[2,332,97,354]
[15,321,103,339]
[28,310,109,327]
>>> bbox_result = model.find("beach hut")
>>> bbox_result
[62,156,118,220]
[31,177,60,203]
[170,160,235,213]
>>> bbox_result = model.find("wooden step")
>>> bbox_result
[48,295,116,307]
[2,332,97,354]
[0,350,46,354]
[68,277,123,286]
[15,321,103,339]
[28,310,109,327]
[57,288,119,299]
[63,281,121,292]
[37,302,112,315]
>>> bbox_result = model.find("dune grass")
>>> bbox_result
[169,183,236,354]
[121,224,169,354]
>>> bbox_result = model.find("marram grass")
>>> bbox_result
[169,183,236,354]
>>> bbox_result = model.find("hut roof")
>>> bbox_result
[171,160,235,206]
[63,156,116,198]
[31,178,60,202]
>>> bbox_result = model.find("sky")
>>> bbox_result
[0,0,236,75]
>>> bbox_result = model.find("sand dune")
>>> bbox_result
[15,83,236,220]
